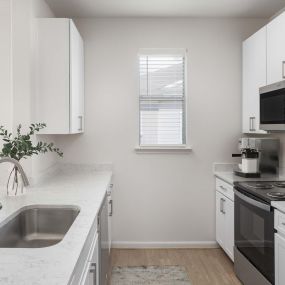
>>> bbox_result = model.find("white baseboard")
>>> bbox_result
[112,241,218,249]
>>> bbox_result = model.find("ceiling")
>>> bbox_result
[45,0,285,18]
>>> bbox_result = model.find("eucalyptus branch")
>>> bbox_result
[0,123,63,161]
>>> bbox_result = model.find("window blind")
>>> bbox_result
[139,51,186,146]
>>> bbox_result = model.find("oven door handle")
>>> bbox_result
[234,190,271,212]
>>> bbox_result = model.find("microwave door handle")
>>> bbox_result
[282,61,285,79]
[234,190,271,212]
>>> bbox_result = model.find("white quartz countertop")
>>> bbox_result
[213,163,285,185]
[0,167,112,285]
[214,171,285,185]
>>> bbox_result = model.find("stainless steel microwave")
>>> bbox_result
[260,80,285,131]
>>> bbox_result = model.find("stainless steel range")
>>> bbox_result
[234,181,285,285]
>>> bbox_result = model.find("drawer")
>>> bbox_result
[275,210,285,236]
[216,178,234,201]
[68,216,98,284]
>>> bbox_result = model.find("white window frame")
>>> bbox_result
[135,48,191,153]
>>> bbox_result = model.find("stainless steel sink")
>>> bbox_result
[0,205,80,248]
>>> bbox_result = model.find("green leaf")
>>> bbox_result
[0,123,63,160]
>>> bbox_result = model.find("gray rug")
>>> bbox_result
[111,266,192,285]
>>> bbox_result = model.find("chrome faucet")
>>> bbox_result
[0,157,30,187]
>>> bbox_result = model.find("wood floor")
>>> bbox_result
[111,248,242,285]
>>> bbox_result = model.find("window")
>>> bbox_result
[139,49,186,147]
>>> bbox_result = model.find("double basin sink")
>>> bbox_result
[0,205,80,248]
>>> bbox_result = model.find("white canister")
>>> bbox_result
[241,158,259,173]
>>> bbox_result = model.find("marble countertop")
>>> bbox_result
[213,171,285,185]
[213,163,285,185]
[0,166,112,285]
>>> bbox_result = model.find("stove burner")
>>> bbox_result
[267,192,285,198]
[246,183,274,190]
[275,182,285,188]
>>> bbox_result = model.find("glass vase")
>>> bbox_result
[6,166,26,196]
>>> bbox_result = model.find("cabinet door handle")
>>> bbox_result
[89,262,97,285]
[249,117,256,132]
[282,61,285,79]
[252,117,256,131]
[97,216,100,233]
[109,199,113,216]
[249,117,252,131]
[78,115,83,131]
[220,198,226,214]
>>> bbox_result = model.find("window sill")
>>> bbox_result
[134,145,192,154]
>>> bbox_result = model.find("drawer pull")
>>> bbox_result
[219,185,227,191]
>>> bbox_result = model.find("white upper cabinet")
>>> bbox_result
[36,19,84,134]
[267,12,285,85]
[242,27,267,134]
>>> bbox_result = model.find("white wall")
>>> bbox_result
[0,0,58,185]
[0,0,12,133]
[56,18,266,246]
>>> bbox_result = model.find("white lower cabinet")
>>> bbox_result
[107,183,113,253]
[216,191,226,247]
[275,209,285,285]
[69,188,113,285]
[275,233,285,285]
[215,178,234,261]
[70,228,99,285]
[224,199,234,260]
[80,234,99,285]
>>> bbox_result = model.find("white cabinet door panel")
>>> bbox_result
[70,20,84,134]
[79,263,91,285]
[267,12,285,85]
[36,18,84,135]
[36,19,70,134]
[275,233,285,285]
[216,191,226,248]
[242,26,267,134]
[216,190,234,261]
[225,199,234,261]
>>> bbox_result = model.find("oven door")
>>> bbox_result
[260,82,285,131]
[234,190,274,284]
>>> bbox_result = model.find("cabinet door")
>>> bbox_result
[70,20,84,134]
[80,263,91,285]
[89,234,99,285]
[99,196,110,285]
[216,191,226,248]
[36,19,70,134]
[267,12,285,85]
[242,27,267,134]
[224,199,234,261]
[275,233,285,285]
[79,235,99,285]
[107,184,113,253]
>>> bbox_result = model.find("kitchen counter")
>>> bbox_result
[214,171,285,185]
[213,163,285,185]
[0,165,112,285]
